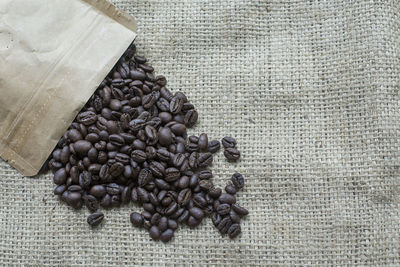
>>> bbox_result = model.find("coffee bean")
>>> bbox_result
[217,203,231,215]
[67,129,83,142]
[199,170,212,180]
[66,192,82,209]
[149,226,161,240]
[54,168,67,185]
[170,123,186,136]
[158,216,169,232]
[160,229,174,243]
[109,134,125,146]
[54,185,67,195]
[227,223,241,238]
[231,172,245,189]
[189,207,205,220]
[207,140,220,153]
[137,187,149,203]
[221,136,237,148]
[177,188,191,206]
[79,171,92,189]
[165,167,180,182]
[198,133,208,151]
[106,183,121,195]
[193,195,207,208]
[109,162,124,177]
[230,209,241,223]
[217,216,232,234]
[188,152,199,169]
[130,212,143,227]
[185,142,199,153]
[231,204,249,216]
[225,184,237,195]
[212,213,222,227]
[208,187,222,198]
[199,180,213,192]
[90,185,106,198]
[84,194,99,212]
[77,111,97,126]
[165,201,178,216]
[74,140,93,155]
[87,212,104,227]
[187,216,201,228]
[198,152,213,167]
[184,109,198,127]
[158,127,173,146]
[219,193,236,204]
[224,147,240,161]
[178,176,190,189]
[121,186,131,203]
[177,210,190,223]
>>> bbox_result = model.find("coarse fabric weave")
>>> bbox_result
[1,0,399,266]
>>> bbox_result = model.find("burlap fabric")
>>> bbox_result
[1,0,399,265]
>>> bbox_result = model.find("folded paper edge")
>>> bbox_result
[81,0,137,33]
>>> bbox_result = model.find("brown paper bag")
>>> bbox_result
[0,0,137,176]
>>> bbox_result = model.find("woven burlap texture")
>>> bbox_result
[1,0,399,265]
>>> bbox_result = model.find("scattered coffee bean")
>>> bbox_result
[49,43,249,243]
[87,212,104,227]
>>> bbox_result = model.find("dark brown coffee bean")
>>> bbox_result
[225,184,237,195]
[224,147,240,161]
[199,180,213,192]
[193,194,207,208]
[227,223,241,238]
[158,216,169,232]
[188,152,199,169]
[184,109,198,127]
[177,188,191,206]
[109,134,125,146]
[86,133,100,144]
[74,140,93,155]
[230,209,241,223]
[221,136,237,148]
[67,129,83,142]
[169,96,184,114]
[207,140,220,153]
[160,87,174,102]
[88,164,101,175]
[120,186,131,203]
[111,195,121,207]
[150,213,161,226]
[176,209,189,223]
[165,167,180,182]
[77,111,97,126]
[143,202,155,213]
[231,172,245,189]
[199,170,212,180]
[160,229,174,243]
[198,152,213,167]
[231,204,249,216]
[130,212,143,227]
[217,203,231,215]
[178,176,190,189]
[187,216,201,228]
[172,153,186,168]
[158,112,172,124]
[189,174,199,188]
[212,213,222,227]
[158,127,173,146]
[185,142,199,153]
[165,201,178,216]
[60,146,70,164]
[109,162,124,177]
[106,183,120,195]
[115,153,130,165]
[189,207,205,220]
[219,193,236,204]
[217,216,232,234]
[155,75,167,86]
[79,171,92,189]
[54,168,67,185]
[90,185,106,198]
[129,119,146,132]
[66,192,82,209]
[137,187,149,202]
[148,161,164,178]
[198,133,208,151]
[54,185,67,195]
[138,168,153,186]
[87,212,104,226]
[149,226,160,240]
[154,178,170,190]
[170,123,186,136]
[84,194,99,212]
[130,188,139,202]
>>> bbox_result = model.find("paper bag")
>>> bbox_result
[0,0,137,176]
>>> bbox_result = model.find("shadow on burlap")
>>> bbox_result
[1,0,399,265]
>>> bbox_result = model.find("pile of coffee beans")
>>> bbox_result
[47,43,248,242]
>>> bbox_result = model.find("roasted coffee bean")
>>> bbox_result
[109,162,124,177]
[54,185,67,195]
[111,195,121,207]
[224,147,240,161]
[189,174,199,188]
[165,167,180,182]
[137,187,149,203]
[160,229,174,243]
[149,226,160,240]
[199,180,213,192]
[193,195,207,208]
[115,153,130,165]
[149,161,165,178]
[54,168,67,185]
[227,223,241,238]
[230,209,241,224]
[221,136,237,148]
[74,140,93,155]
[109,134,125,146]
[184,109,198,127]
[172,153,186,168]
[79,171,92,189]
[165,201,178,216]
[60,146,70,164]
[154,178,170,190]
[158,216,169,232]
[67,129,83,142]
[225,183,237,195]
[132,139,146,151]
[88,164,101,174]
[158,127,173,146]
[87,212,104,227]
[212,213,222,227]
[217,216,232,234]
[231,204,249,216]
[129,119,146,132]
[198,133,208,151]
[219,193,236,204]
[198,152,213,167]
[121,186,131,203]
[143,202,155,213]
[170,123,186,136]
[90,185,106,198]
[217,203,231,215]
[188,152,199,169]
[177,188,191,206]
[84,194,99,212]
[178,176,190,189]
[131,188,139,202]
[106,183,121,195]
[189,207,205,220]
[130,212,143,227]
[185,142,199,153]
[187,216,201,228]
[199,170,212,180]
[208,140,220,153]
[231,172,245,189]
[138,168,153,186]
[77,111,97,126]
[66,192,82,209]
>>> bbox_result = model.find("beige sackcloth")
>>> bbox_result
[1,0,399,265]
